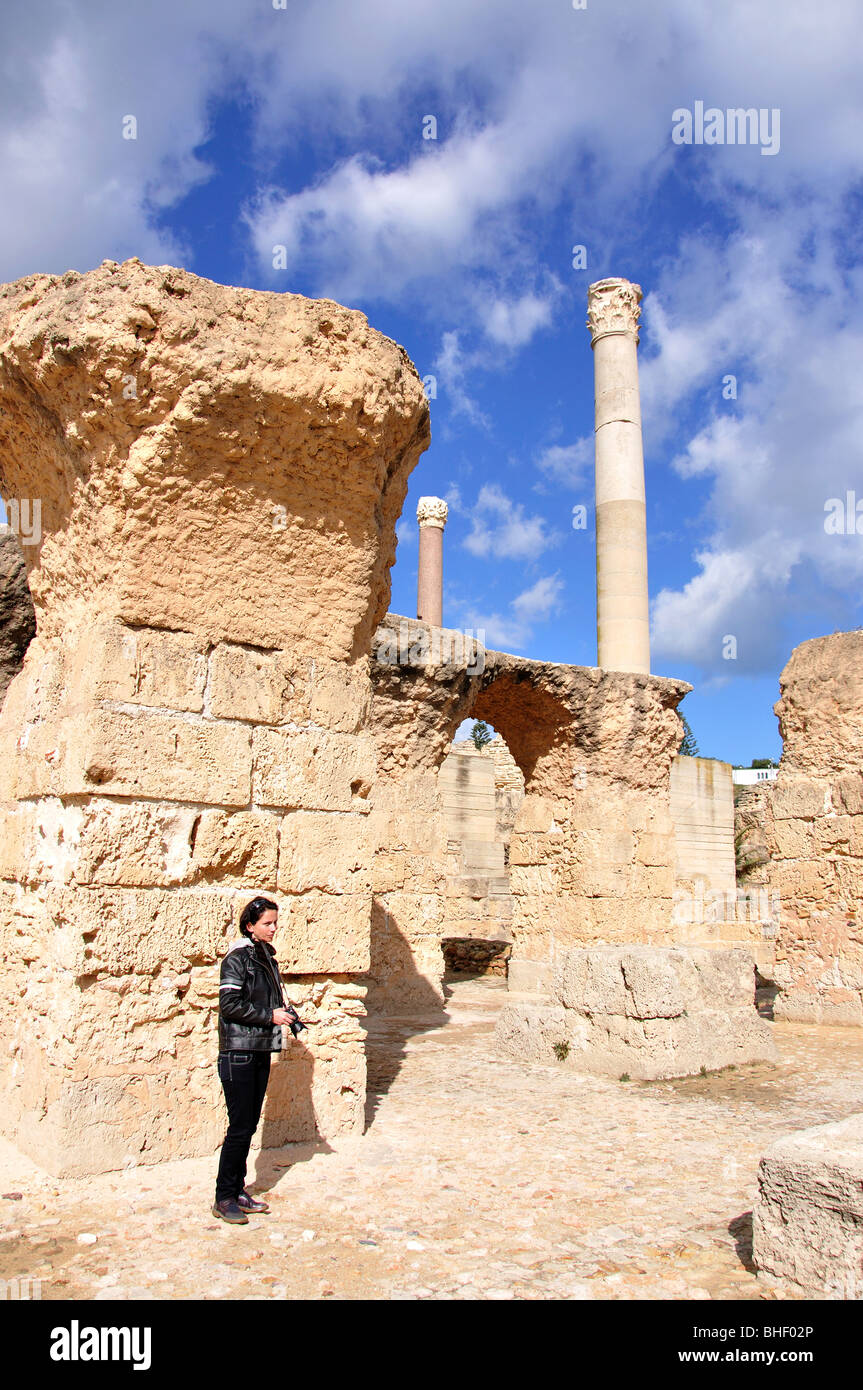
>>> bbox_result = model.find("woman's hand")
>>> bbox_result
[272,1008,295,1025]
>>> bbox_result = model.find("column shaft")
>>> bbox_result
[587,279,650,675]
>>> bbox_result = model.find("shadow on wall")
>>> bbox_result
[252,1047,335,1194]
[360,902,450,1132]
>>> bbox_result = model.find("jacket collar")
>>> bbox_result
[224,936,277,958]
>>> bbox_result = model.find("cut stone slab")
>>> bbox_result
[496,945,777,1079]
[753,1112,863,1297]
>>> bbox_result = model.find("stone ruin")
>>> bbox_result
[0,259,429,1175]
[736,631,863,1027]
[0,259,854,1215]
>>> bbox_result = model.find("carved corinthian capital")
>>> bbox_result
[416,496,448,529]
[586,278,643,345]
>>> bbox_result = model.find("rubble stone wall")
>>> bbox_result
[0,259,430,1175]
[758,632,863,1025]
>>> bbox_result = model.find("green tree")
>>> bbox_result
[750,758,777,769]
[470,720,493,752]
[678,714,699,757]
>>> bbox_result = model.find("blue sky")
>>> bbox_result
[1,0,862,763]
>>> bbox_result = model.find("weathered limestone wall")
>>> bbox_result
[367,615,690,1010]
[670,755,736,899]
[757,632,863,1025]
[0,260,430,1175]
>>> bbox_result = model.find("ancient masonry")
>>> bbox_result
[0,260,430,1175]
[738,631,863,1026]
[0,261,841,1181]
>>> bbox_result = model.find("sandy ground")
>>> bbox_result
[2,974,861,1301]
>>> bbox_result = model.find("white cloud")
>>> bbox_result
[646,218,863,675]
[535,438,593,488]
[2,0,862,295]
[432,331,491,430]
[463,484,561,561]
[456,571,564,652]
[481,293,553,348]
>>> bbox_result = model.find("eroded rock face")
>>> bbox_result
[757,632,863,1025]
[0,261,429,1175]
[0,529,35,706]
[0,259,427,657]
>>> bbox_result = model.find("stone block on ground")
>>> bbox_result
[752,1112,863,1297]
[496,945,777,1079]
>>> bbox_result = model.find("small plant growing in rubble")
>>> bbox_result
[699,1065,708,1076]
[619,1072,631,1082]
[553,1041,570,1061]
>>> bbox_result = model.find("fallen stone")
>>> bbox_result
[752,1111,863,1297]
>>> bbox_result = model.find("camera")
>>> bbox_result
[285,1006,308,1038]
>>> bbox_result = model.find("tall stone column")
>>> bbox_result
[587,277,650,675]
[416,496,447,626]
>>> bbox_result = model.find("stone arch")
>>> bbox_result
[366,614,690,1011]
[472,669,572,796]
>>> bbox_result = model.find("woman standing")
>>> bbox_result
[213,896,300,1225]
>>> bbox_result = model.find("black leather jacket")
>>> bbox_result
[218,938,289,1052]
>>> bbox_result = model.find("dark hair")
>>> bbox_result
[239,896,279,938]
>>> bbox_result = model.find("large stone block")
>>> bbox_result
[8,708,253,805]
[40,885,237,977]
[84,621,208,712]
[771,779,827,821]
[191,809,280,885]
[499,945,776,1079]
[309,658,372,733]
[277,891,371,973]
[252,727,375,811]
[208,643,305,724]
[278,811,372,894]
[753,1113,863,1297]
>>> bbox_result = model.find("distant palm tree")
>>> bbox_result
[470,720,493,752]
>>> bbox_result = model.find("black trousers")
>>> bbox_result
[215,1050,272,1202]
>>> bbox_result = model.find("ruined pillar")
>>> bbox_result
[0,258,430,1176]
[587,277,650,675]
[416,496,447,626]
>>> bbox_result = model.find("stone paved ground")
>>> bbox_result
[2,975,862,1301]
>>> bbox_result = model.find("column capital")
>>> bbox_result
[587,278,643,346]
[416,496,448,530]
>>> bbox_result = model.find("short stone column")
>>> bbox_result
[587,277,650,675]
[416,496,447,626]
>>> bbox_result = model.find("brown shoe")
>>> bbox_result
[212,1198,248,1225]
[237,1189,270,1214]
